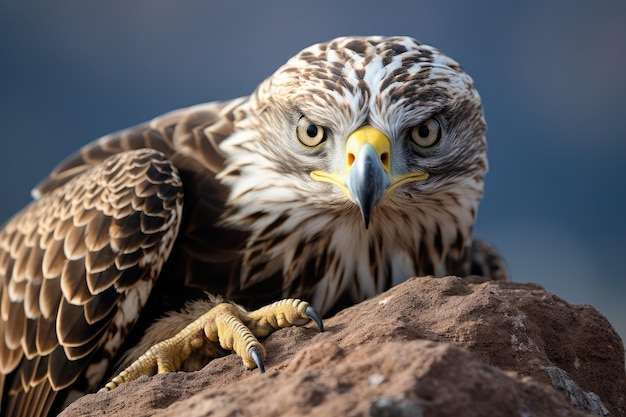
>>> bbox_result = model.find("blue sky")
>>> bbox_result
[1,1,625,343]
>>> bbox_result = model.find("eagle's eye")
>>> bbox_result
[410,117,442,149]
[297,117,326,147]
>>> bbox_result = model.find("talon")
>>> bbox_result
[305,305,325,332]
[101,297,321,390]
[250,347,265,373]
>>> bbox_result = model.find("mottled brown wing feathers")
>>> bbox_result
[0,99,247,417]
[0,145,185,417]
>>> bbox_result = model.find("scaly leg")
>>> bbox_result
[100,298,323,392]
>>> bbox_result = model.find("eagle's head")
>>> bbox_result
[218,36,488,313]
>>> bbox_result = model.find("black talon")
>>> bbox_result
[250,347,265,373]
[305,306,325,332]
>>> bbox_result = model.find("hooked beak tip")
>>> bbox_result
[362,213,371,229]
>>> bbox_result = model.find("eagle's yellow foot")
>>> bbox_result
[99,298,323,392]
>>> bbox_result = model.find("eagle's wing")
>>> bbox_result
[0,100,240,417]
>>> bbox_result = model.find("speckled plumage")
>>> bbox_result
[0,36,507,417]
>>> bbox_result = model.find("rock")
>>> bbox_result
[59,277,626,417]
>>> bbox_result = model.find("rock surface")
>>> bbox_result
[60,277,626,417]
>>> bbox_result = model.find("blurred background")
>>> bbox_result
[1,1,624,344]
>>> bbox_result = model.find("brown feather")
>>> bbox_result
[41,239,64,279]
[63,225,87,261]
[84,244,115,274]
[0,321,22,372]
[5,303,25,351]
[34,316,57,356]
[85,267,122,295]
[83,214,112,253]
[83,287,120,324]
[39,278,61,320]
[23,282,41,320]
[60,259,89,304]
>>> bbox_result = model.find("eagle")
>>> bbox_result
[0,36,507,416]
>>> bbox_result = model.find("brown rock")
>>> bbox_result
[60,277,626,417]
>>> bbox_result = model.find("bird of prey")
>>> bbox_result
[0,36,507,416]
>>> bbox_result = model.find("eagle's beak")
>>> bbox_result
[311,125,428,229]
[311,126,390,228]
[343,126,391,228]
